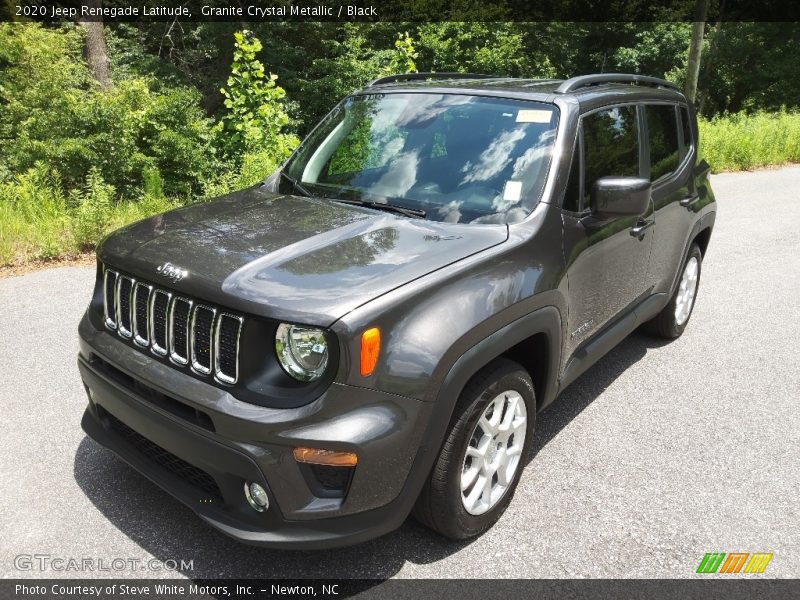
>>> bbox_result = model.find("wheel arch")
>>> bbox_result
[692,225,713,257]
[500,332,552,411]
[436,306,562,420]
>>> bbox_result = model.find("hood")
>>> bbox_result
[99,186,509,325]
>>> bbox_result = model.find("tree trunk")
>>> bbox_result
[684,0,709,104]
[697,20,725,114]
[78,0,111,90]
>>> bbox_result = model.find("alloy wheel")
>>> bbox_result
[460,390,527,516]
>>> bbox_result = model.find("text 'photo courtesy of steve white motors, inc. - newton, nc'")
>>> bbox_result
[21,3,379,19]
[14,582,337,598]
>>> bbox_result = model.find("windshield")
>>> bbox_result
[282,93,559,224]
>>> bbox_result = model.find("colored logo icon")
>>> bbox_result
[696,553,773,574]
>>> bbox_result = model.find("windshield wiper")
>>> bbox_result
[279,171,313,198]
[331,197,427,219]
[280,174,426,219]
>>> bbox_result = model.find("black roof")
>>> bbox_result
[355,73,688,109]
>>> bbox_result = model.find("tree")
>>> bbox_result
[77,0,111,90]
[219,30,298,163]
[684,0,709,103]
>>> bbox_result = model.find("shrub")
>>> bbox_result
[0,23,221,197]
[0,165,73,263]
[219,30,299,163]
[0,165,179,265]
[699,110,800,172]
[69,168,116,251]
[202,150,279,199]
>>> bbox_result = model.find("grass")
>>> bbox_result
[0,165,178,266]
[699,110,800,172]
[2,111,799,268]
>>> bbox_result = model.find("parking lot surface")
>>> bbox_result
[1,167,798,579]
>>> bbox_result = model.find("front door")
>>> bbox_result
[562,104,654,360]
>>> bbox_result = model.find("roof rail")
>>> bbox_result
[557,73,681,94]
[367,72,498,87]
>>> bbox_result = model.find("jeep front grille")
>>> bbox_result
[102,268,242,384]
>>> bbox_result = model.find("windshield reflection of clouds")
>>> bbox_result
[461,127,527,184]
[486,130,555,216]
[289,93,557,225]
[369,150,420,199]
[437,200,463,223]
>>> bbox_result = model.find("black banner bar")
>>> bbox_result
[3,0,800,23]
[4,579,800,600]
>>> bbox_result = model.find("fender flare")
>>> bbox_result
[670,210,716,297]
[391,305,562,517]
[436,305,562,414]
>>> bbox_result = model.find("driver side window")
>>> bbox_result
[581,106,640,210]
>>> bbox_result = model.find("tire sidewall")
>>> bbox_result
[444,367,536,537]
[668,244,703,337]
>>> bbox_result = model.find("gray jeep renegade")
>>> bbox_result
[78,73,716,548]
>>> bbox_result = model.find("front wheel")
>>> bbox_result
[645,243,703,339]
[413,358,536,539]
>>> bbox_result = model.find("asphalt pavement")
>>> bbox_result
[1,167,798,580]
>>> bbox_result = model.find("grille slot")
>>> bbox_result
[103,270,118,329]
[169,297,192,366]
[104,410,222,499]
[115,276,134,338]
[132,283,152,347]
[102,267,243,387]
[191,305,216,375]
[149,290,171,356]
[215,314,243,384]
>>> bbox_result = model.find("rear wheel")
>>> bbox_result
[645,243,703,338]
[413,358,536,539]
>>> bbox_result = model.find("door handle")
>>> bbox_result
[680,194,699,209]
[630,219,654,238]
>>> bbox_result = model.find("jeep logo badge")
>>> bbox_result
[156,262,188,283]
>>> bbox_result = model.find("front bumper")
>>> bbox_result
[78,313,434,549]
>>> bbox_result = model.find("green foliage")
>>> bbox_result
[0,165,175,264]
[699,110,800,172]
[0,24,220,197]
[416,22,552,77]
[219,30,299,162]
[384,32,419,75]
[302,25,420,127]
[142,166,164,199]
[69,168,116,250]
[0,165,72,262]
[202,150,280,199]
[611,23,692,83]
[2,20,800,267]
[698,23,800,115]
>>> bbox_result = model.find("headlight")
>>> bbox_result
[275,323,329,381]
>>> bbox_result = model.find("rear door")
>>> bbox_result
[644,103,696,294]
[561,104,654,359]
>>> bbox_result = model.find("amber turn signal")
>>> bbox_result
[360,327,381,376]
[293,447,358,467]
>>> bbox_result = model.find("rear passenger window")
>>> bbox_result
[646,105,680,181]
[582,106,639,209]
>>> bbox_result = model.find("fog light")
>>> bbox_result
[244,482,269,512]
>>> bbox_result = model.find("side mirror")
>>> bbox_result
[591,177,651,219]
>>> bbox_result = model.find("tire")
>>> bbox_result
[644,243,703,339]
[413,358,536,539]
